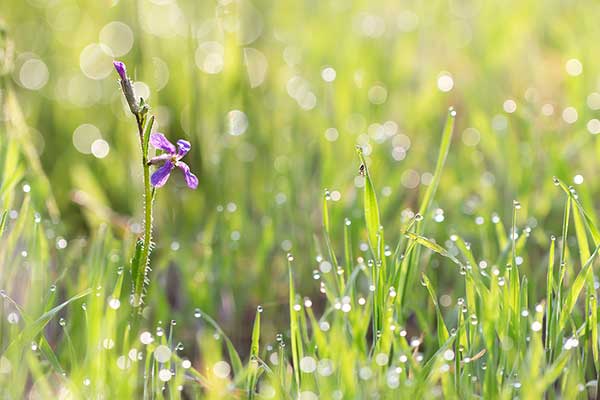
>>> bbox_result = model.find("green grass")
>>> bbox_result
[3,0,600,398]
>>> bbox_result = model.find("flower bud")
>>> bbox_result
[113,60,139,115]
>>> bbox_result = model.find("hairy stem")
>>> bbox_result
[133,115,154,308]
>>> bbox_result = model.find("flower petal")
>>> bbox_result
[151,160,174,187]
[177,161,199,189]
[150,133,176,154]
[148,153,171,165]
[177,139,191,157]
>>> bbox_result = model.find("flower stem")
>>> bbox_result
[133,114,154,309]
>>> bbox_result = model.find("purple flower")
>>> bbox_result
[148,133,198,189]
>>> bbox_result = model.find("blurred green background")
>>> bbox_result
[3,0,600,347]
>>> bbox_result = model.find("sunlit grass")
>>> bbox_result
[3,0,600,398]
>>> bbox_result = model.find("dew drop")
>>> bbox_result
[158,368,172,382]
[154,345,172,363]
[108,298,121,310]
[7,312,19,324]
[140,331,154,345]
[213,360,231,378]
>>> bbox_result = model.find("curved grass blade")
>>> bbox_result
[404,232,462,267]
[558,244,600,331]
[2,288,91,356]
[418,107,456,218]
[195,310,243,376]
[356,146,380,257]
[422,273,449,346]
[247,308,261,399]
[288,258,302,394]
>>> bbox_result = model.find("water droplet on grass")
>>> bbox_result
[375,353,389,366]
[443,349,455,361]
[154,345,172,363]
[158,369,172,382]
[108,298,121,310]
[128,349,138,360]
[300,356,317,373]
[117,355,131,370]
[213,361,231,378]
[140,331,154,345]
[7,312,19,324]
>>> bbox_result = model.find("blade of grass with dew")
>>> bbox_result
[417,107,456,219]
[404,232,463,267]
[355,146,380,259]
[195,310,243,376]
[1,292,65,375]
[399,108,455,309]
[288,256,301,394]
[247,307,261,399]
[556,178,600,365]
[130,238,143,295]
[2,288,92,357]
[551,194,572,357]
[421,273,449,346]
[558,244,600,331]
[356,145,385,338]
[545,236,556,352]
[570,193,595,367]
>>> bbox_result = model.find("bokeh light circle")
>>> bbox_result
[80,43,114,80]
[19,58,49,90]
[99,21,134,57]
